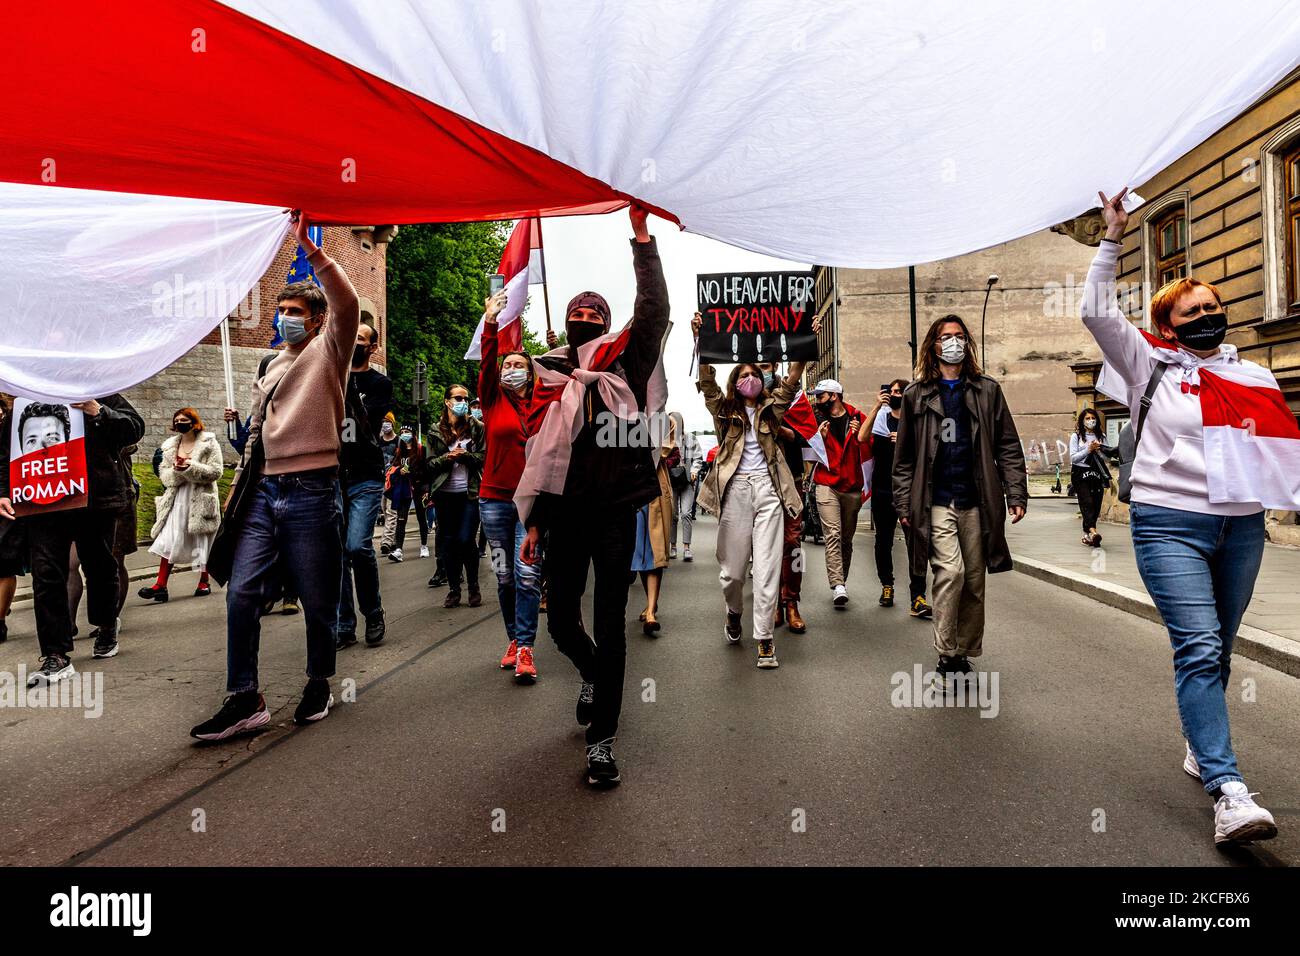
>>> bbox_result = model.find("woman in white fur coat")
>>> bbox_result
[139,408,224,601]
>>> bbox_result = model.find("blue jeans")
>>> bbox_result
[337,478,384,637]
[226,469,343,693]
[1130,502,1264,793]
[479,498,542,647]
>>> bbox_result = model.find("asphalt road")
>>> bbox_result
[1,517,1297,867]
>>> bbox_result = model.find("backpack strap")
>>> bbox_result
[1132,362,1168,451]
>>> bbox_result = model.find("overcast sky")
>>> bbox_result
[518,210,808,432]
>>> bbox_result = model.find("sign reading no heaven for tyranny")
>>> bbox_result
[696,271,817,364]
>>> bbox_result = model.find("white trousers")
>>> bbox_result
[716,471,784,642]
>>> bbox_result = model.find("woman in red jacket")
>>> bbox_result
[476,290,543,684]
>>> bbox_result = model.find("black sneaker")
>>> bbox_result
[576,681,595,726]
[427,572,447,589]
[909,595,933,619]
[190,691,270,741]
[27,653,74,687]
[584,736,621,789]
[725,611,743,644]
[92,626,119,659]
[293,679,334,725]
[951,655,973,675]
[335,630,358,651]
[879,585,895,607]
[364,612,386,647]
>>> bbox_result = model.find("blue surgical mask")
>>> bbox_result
[277,312,310,345]
[471,408,482,421]
[451,401,469,418]
[400,431,413,442]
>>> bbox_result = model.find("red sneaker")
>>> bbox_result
[514,646,537,683]
[499,640,518,669]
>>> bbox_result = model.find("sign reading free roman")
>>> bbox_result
[696,270,817,364]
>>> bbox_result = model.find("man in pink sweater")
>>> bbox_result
[192,214,360,741]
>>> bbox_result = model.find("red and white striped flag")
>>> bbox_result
[1099,331,1300,510]
[782,390,828,468]
[465,217,544,360]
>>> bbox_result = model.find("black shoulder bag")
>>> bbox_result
[1117,363,1167,504]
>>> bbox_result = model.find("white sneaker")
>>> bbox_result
[1183,741,1201,780]
[833,584,848,607]
[683,547,693,562]
[419,545,430,559]
[388,549,403,563]
[1213,781,1278,845]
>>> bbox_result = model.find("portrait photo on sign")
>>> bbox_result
[7,397,88,515]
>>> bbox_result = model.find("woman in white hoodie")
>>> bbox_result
[139,408,224,601]
[1086,189,1284,847]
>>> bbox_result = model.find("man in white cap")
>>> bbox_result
[810,379,869,608]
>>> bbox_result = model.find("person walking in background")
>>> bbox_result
[1069,407,1112,548]
[138,408,223,602]
[633,416,676,635]
[378,416,400,555]
[694,312,807,668]
[476,289,544,683]
[191,213,357,740]
[893,314,1027,682]
[426,384,484,609]
[335,321,391,651]
[666,411,698,562]
[384,425,427,563]
[1081,189,1287,846]
[0,394,145,681]
[810,379,869,609]
[866,379,931,619]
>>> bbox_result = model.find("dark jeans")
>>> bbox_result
[872,500,926,601]
[394,491,429,548]
[337,478,384,637]
[780,507,803,603]
[1074,470,1104,532]
[226,469,343,694]
[433,490,479,592]
[544,503,637,743]
[28,508,119,657]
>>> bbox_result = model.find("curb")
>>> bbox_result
[1011,553,1300,680]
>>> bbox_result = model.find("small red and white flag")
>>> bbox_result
[783,389,828,468]
[465,217,545,360]
[1098,331,1300,510]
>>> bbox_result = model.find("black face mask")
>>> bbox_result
[352,344,370,368]
[566,321,604,349]
[1173,309,1227,350]
[888,395,903,410]
[174,422,192,434]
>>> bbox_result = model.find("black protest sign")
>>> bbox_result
[696,271,817,364]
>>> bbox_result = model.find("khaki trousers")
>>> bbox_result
[928,504,986,658]
[717,472,784,642]
[814,484,863,588]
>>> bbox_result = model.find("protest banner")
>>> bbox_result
[7,398,88,515]
[696,271,817,363]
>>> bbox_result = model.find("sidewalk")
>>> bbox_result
[1007,498,1300,678]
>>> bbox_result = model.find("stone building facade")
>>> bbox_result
[123,226,392,464]
[807,229,1097,473]
[1066,68,1300,541]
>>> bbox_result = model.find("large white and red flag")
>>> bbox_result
[783,390,828,468]
[465,217,544,360]
[1098,331,1300,510]
[5,1,1300,399]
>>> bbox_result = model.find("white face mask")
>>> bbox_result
[939,338,966,365]
[1084,418,1097,430]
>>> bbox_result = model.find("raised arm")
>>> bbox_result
[1083,189,1155,384]
[294,212,359,375]
[477,290,509,405]
[618,205,670,396]
[769,362,808,422]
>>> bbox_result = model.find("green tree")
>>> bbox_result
[384,221,510,428]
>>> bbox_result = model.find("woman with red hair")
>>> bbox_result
[139,407,224,601]
[1086,189,1287,846]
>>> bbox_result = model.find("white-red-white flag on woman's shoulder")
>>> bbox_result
[782,390,828,468]
[465,217,544,360]
[1099,330,1300,510]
